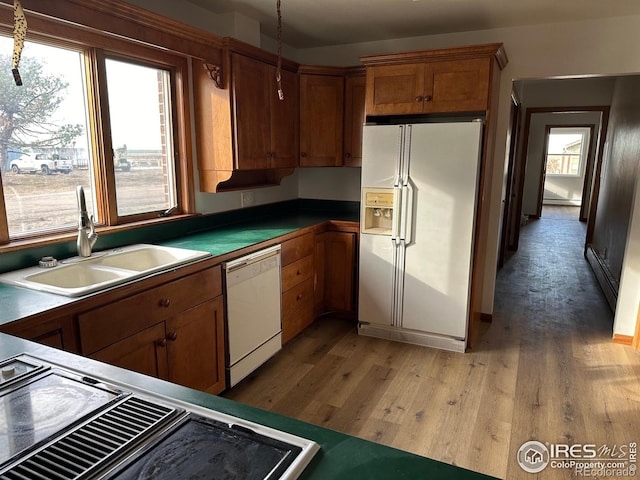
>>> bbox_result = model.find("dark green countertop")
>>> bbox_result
[0,334,498,480]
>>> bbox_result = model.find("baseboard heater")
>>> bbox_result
[585,244,618,311]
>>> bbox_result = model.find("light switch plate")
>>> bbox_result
[241,191,255,207]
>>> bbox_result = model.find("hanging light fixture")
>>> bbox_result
[275,0,284,100]
[11,0,27,86]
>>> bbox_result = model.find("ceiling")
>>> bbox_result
[185,0,640,49]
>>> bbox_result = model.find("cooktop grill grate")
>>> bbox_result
[0,396,177,480]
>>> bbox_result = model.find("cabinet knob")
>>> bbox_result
[296,293,303,301]
[300,152,307,158]
[296,269,302,276]
[424,95,432,102]
[344,152,351,159]
[167,332,178,341]
[156,338,167,347]
[266,152,272,158]
[415,96,423,102]
[159,298,171,308]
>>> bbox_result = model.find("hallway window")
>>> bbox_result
[545,127,590,177]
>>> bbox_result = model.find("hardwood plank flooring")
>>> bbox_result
[225,206,640,479]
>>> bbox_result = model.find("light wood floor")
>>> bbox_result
[225,208,640,479]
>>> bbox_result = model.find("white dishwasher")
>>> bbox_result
[224,244,282,387]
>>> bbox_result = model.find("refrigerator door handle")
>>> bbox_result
[400,181,415,243]
[391,186,402,240]
[394,125,405,186]
[401,125,412,185]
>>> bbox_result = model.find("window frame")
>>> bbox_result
[543,126,591,178]
[0,17,195,249]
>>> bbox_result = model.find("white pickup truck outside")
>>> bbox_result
[9,153,73,175]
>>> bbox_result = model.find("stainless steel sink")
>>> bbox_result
[0,244,211,297]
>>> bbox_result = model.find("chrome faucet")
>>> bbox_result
[76,185,98,257]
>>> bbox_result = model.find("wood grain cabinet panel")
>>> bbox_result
[0,315,79,353]
[281,232,314,266]
[281,255,314,292]
[315,231,357,313]
[299,74,344,166]
[79,265,226,394]
[365,57,493,116]
[166,296,225,394]
[280,232,316,344]
[91,322,169,379]
[281,278,314,344]
[233,54,299,170]
[78,267,220,355]
[343,74,366,167]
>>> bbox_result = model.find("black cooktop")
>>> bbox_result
[105,414,303,480]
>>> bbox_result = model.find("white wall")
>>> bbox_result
[297,168,361,201]
[297,14,640,332]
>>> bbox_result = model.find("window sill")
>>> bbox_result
[0,214,201,255]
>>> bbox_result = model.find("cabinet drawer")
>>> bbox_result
[281,233,313,266]
[78,266,221,355]
[282,296,314,344]
[281,277,314,319]
[281,255,313,292]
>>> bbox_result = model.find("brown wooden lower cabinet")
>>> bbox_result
[79,265,226,394]
[91,322,169,379]
[89,295,225,394]
[0,315,79,353]
[314,231,357,314]
[166,296,225,394]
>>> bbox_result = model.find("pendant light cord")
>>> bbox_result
[275,0,284,100]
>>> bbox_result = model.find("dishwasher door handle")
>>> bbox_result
[224,244,281,271]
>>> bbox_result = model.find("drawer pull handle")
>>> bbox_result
[156,338,167,347]
[167,332,178,341]
[159,298,171,308]
[296,293,303,301]
[296,269,302,276]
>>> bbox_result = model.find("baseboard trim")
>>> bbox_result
[358,323,466,353]
[612,334,633,346]
[480,313,492,323]
[585,244,618,311]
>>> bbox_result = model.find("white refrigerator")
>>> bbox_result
[358,121,483,352]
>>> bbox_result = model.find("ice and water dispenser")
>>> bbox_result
[361,188,395,235]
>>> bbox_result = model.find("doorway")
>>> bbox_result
[538,124,595,221]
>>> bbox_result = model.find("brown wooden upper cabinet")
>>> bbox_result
[361,44,507,117]
[193,39,299,192]
[299,73,345,167]
[232,53,299,170]
[343,74,366,167]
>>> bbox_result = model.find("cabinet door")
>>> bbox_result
[323,232,356,312]
[232,54,271,169]
[343,75,366,167]
[165,296,226,394]
[424,58,491,113]
[270,67,299,169]
[365,64,425,116]
[299,74,344,166]
[0,315,79,353]
[91,322,169,379]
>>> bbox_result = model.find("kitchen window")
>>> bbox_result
[0,26,192,245]
[544,126,590,177]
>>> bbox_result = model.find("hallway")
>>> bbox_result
[225,206,640,479]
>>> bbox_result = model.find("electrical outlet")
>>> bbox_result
[241,191,255,207]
